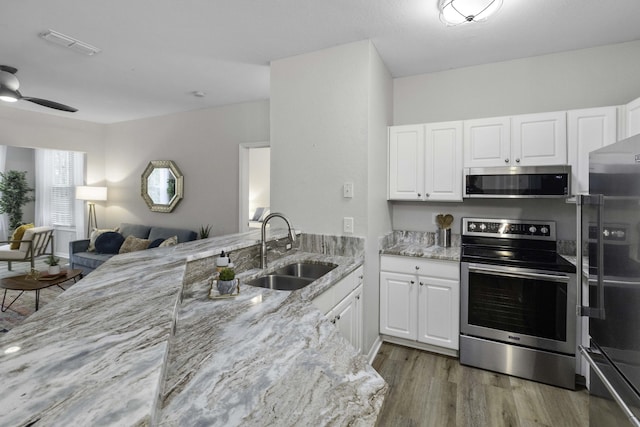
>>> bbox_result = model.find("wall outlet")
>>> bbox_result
[343,182,354,198]
[343,217,354,233]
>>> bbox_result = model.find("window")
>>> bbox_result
[35,149,85,229]
[50,151,76,227]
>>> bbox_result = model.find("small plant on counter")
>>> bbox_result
[218,267,235,281]
[199,224,212,239]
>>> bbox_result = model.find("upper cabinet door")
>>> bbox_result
[388,125,425,200]
[511,111,567,166]
[567,107,617,195]
[625,96,640,139]
[424,121,463,201]
[463,117,510,168]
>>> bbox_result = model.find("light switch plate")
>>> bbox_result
[343,217,354,233]
[343,182,354,198]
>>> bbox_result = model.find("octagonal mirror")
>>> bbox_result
[141,160,184,213]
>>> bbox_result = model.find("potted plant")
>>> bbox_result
[44,254,61,275]
[0,170,36,230]
[217,267,236,295]
[199,224,212,239]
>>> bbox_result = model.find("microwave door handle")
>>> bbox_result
[577,194,606,319]
[467,265,571,283]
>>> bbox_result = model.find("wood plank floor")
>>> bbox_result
[372,342,588,427]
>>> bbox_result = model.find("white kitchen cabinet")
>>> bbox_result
[463,116,511,168]
[379,255,460,353]
[567,106,618,194]
[511,111,567,166]
[388,122,463,201]
[388,125,424,200]
[625,96,640,139]
[312,266,363,353]
[464,112,567,167]
[424,121,463,201]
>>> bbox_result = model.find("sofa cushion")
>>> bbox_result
[119,235,150,254]
[118,223,152,239]
[148,238,165,249]
[11,223,34,249]
[148,226,197,243]
[159,235,178,247]
[95,232,125,254]
[88,228,117,252]
[72,251,114,270]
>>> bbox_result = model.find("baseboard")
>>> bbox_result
[380,335,459,358]
[366,336,383,365]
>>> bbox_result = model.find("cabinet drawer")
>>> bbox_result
[381,255,459,280]
[312,266,363,315]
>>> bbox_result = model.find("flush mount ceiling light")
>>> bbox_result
[439,0,503,26]
[39,29,101,56]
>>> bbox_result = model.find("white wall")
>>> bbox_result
[5,146,36,225]
[271,40,393,355]
[392,40,640,239]
[270,41,371,235]
[363,43,393,354]
[103,100,269,236]
[248,147,270,218]
[394,40,640,125]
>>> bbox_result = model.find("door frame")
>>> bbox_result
[238,141,270,232]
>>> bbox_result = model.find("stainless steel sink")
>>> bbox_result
[245,262,337,291]
[246,274,313,291]
[272,262,337,279]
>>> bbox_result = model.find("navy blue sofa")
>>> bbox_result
[69,222,197,275]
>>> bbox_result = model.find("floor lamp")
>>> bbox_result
[76,186,108,237]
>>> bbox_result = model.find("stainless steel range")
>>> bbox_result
[459,217,577,389]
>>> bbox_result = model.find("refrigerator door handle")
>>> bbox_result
[579,346,640,427]
[577,194,606,319]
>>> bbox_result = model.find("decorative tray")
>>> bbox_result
[38,271,68,281]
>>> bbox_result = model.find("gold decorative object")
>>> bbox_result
[26,268,41,281]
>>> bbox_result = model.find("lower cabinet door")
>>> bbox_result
[380,271,417,340]
[334,293,356,347]
[417,276,459,350]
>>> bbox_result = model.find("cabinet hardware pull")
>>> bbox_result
[415,266,419,270]
[419,282,424,286]
[425,193,430,197]
[417,193,421,197]
[515,158,521,163]
[504,158,509,163]
[410,280,415,284]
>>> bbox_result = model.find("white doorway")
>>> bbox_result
[239,142,270,232]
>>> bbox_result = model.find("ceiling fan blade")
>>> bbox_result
[21,96,78,113]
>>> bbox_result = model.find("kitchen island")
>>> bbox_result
[0,229,386,426]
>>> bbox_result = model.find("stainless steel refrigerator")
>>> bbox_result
[577,133,640,427]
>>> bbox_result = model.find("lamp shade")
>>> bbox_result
[76,186,108,201]
[439,0,503,25]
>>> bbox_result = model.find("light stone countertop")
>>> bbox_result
[0,229,386,426]
[380,230,461,261]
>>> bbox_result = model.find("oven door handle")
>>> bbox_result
[467,265,571,283]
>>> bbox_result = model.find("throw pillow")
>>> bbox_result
[10,223,34,249]
[147,238,165,249]
[159,235,178,247]
[119,235,151,254]
[88,228,116,252]
[94,232,125,254]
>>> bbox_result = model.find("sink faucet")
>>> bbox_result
[261,212,296,269]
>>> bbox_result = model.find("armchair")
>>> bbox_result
[0,226,55,270]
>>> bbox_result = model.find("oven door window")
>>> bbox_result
[468,271,567,341]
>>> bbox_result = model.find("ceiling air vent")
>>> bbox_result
[39,29,101,56]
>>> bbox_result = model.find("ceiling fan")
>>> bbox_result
[0,65,77,113]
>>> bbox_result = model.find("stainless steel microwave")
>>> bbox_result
[463,165,571,198]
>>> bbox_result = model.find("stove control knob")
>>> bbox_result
[479,223,487,231]
[540,226,549,235]
[469,223,476,231]
[529,226,537,234]
[615,230,625,238]
[603,229,610,237]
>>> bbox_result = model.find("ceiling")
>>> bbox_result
[2,0,640,124]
